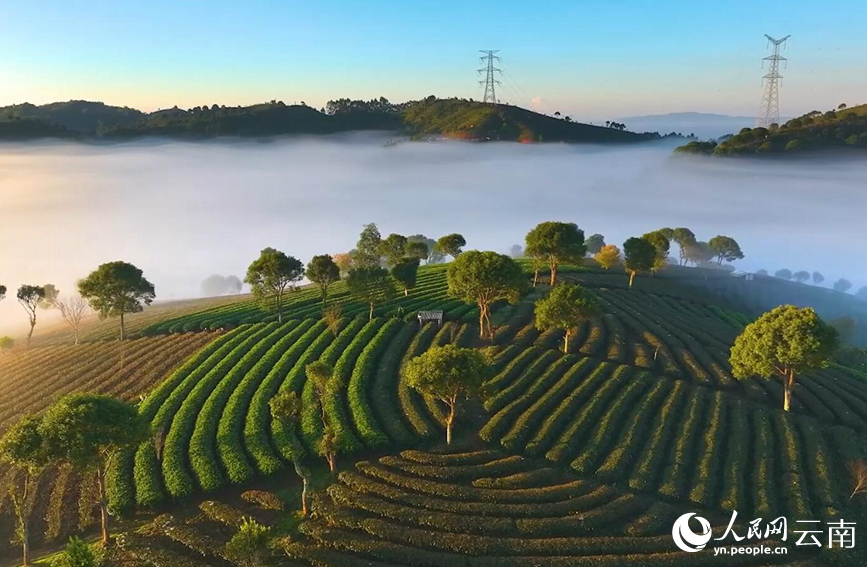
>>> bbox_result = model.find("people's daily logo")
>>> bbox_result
[672,513,713,552]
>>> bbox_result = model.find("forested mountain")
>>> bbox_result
[675,103,867,156]
[0,97,662,143]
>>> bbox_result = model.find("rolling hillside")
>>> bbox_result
[2,262,865,566]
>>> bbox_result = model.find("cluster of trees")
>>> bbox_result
[0,394,147,564]
[245,225,466,322]
[762,269,861,295]
[605,121,627,130]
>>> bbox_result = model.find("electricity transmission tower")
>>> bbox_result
[478,50,502,104]
[756,34,790,128]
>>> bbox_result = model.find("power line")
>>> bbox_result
[477,50,502,104]
[756,34,790,128]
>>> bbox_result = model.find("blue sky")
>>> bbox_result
[1,0,865,120]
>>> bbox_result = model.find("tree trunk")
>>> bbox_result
[327,453,337,474]
[74,328,79,346]
[18,471,31,566]
[22,518,29,566]
[120,312,125,341]
[628,271,635,288]
[96,466,109,544]
[783,369,795,412]
[478,304,487,339]
[277,293,283,323]
[292,458,310,516]
[549,260,558,285]
[563,330,570,353]
[404,288,409,297]
[445,399,456,445]
[27,322,35,349]
[369,302,374,321]
[533,269,539,287]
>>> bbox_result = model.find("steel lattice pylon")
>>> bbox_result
[756,34,790,128]
[478,50,502,104]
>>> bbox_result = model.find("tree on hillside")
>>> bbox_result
[78,261,156,340]
[200,274,228,296]
[225,518,270,567]
[585,234,605,255]
[346,266,395,320]
[244,248,304,323]
[834,278,853,293]
[303,361,346,474]
[38,284,59,309]
[17,285,46,348]
[268,391,311,514]
[226,275,243,294]
[51,294,90,346]
[0,415,48,565]
[435,233,466,260]
[534,283,602,352]
[447,250,525,339]
[594,244,621,270]
[642,230,670,273]
[775,269,793,281]
[793,270,811,284]
[355,223,383,267]
[525,222,586,285]
[405,241,430,263]
[682,241,714,267]
[332,252,355,276]
[623,238,656,287]
[39,394,148,544]
[812,272,825,286]
[730,305,838,411]
[391,258,420,296]
[671,228,696,265]
[408,235,442,264]
[306,255,341,304]
[404,345,491,444]
[708,235,744,266]
[379,233,408,267]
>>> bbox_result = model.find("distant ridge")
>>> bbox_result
[617,111,755,140]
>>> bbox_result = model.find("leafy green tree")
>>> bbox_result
[435,233,466,259]
[446,250,525,339]
[524,222,586,285]
[775,269,793,281]
[730,305,838,411]
[682,241,713,266]
[405,240,430,263]
[671,228,696,265]
[834,278,853,293]
[244,248,304,323]
[17,285,45,348]
[391,258,420,296]
[623,237,656,287]
[403,345,491,444]
[812,272,825,286]
[641,230,670,273]
[268,391,310,514]
[594,244,621,270]
[78,261,155,340]
[51,537,100,567]
[708,235,744,266]
[346,266,395,320]
[0,415,48,565]
[355,223,383,267]
[793,270,810,283]
[534,283,602,352]
[408,234,441,264]
[306,255,340,304]
[378,233,408,266]
[39,394,148,544]
[225,517,270,567]
[585,234,605,255]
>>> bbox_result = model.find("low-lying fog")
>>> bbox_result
[1,133,865,334]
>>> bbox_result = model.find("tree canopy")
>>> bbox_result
[534,283,602,352]
[244,248,304,323]
[622,237,656,287]
[17,285,45,347]
[306,255,341,304]
[812,271,825,286]
[585,234,605,255]
[379,233,408,267]
[346,266,395,320]
[641,230,670,273]
[390,258,420,296]
[78,261,155,340]
[775,269,793,281]
[834,278,853,293]
[435,234,466,259]
[730,305,838,411]
[708,235,744,266]
[403,345,491,444]
[355,223,383,267]
[793,270,810,283]
[594,244,621,270]
[671,228,696,265]
[446,250,525,339]
[524,222,586,285]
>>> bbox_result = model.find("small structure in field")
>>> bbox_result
[417,310,444,327]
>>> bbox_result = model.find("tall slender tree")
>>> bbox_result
[17,285,45,348]
[244,248,304,323]
[268,392,311,514]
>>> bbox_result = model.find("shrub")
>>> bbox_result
[51,537,100,567]
[225,517,271,567]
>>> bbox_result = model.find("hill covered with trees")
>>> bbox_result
[0,97,664,144]
[675,102,867,156]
